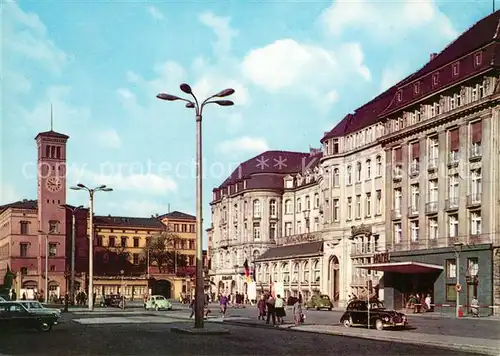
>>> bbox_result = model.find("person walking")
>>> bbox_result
[189,297,196,318]
[219,294,228,319]
[266,294,276,326]
[293,295,304,325]
[257,295,266,320]
[275,294,286,324]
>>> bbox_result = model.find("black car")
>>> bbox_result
[0,301,58,332]
[100,294,123,308]
[340,299,408,331]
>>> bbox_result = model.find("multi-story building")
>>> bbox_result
[209,150,321,297]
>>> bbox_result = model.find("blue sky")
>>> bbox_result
[0,0,493,243]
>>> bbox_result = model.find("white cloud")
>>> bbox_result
[67,166,177,195]
[241,39,370,105]
[199,12,238,55]
[0,183,21,205]
[148,6,164,20]
[107,199,169,217]
[95,128,122,149]
[193,74,249,107]
[321,0,456,41]
[217,136,269,156]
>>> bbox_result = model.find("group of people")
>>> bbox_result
[406,293,433,313]
[257,294,305,326]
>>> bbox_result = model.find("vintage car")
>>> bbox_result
[144,295,172,311]
[100,294,123,308]
[17,300,62,321]
[0,301,58,332]
[305,294,333,311]
[340,299,408,331]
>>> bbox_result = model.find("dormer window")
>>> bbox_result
[452,62,460,77]
[332,139,339,154]
[413,82,420,95]
[397,90,402,102]
[474,52,482,67]
[432,72,439,86]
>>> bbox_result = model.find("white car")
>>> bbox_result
[17,300,62,321]
[144,295,172,311]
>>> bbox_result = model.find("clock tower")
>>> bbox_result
[35,129,70,295]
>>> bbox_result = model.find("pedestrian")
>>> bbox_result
[189,297,196,318]
[220,294,228,318]
[275,294,286,324]
[293,294,303,325]
[424,294,432,312]
[257,295,266,320]
[471,296,479,317]
[22,292,27,300]
[266,294,276,326]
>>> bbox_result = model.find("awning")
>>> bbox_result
[356,261,443,274]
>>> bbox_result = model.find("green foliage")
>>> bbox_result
[144,231,188,273]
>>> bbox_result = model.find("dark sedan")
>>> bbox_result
[340,299,408,331]
[0,301,58,332]
[100,294,123,308]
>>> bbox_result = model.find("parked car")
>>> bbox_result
[17,300,62,321]
[100,294,123,308]
[144,295,172,311]
[0,301,58,332]
[340,299,408,331]
[305,294,333,310]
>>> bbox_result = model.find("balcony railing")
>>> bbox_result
[448,151,459,168]
[470,145,482,161]
[425,201,438,215]
[350,243,382,256]
[410,162,420,176]
[408,206,419,217]
[391,209,402,220]
[466,193,482,207]
[427,158,438,172]
[445,197,459,211]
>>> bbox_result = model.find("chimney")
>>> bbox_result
[430,53,438,61]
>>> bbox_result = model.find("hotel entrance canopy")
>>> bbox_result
[356,262,443,274]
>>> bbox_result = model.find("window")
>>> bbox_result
[20,221,29,235]
[253,200,261,218]
[429,217,438,240]
[303,261,309,282]
[269,222,276,240]
[449,214,459,237]
[446,259,457,278]
[333,199,339,221]
[305,196,310,210]
[394,188,402,211]
[414,82,420,95]
[133,237,139,248]
[313,260,320,282]
[48,243,57,257]
[333,168,340,186]
[410,220,419,242]
[474,52,482,67]
[314,193,320,209]
[284,200,292,214]
[269,200,277,217]
[471,169,482,197]
[296,198,302,213]
[429,179,438,202]
[452,62,460,76]
[285,222,292,236]
[297,221,301,234]
[470,211,481,235]
[109,236,116,247]
[355,195,361,219]
[375,156,382,176]
[96,236,103,247]
[346,165,353,185]
[121,237,127,248]
[133,253,139,265]
[365,193,371,217]
[20,243,28,257]
[347,197,352,220]
[173,224,179,232]
[281,263,290,283]
[366,160,371,179]
[292,263,299,282]
[446,284,457,302]
[253,222,261,240]
[48,220,59,234]
[189,256,194,266]
[394,223,402,243]
[410,184,420,211]
[397,90,402,101]
[467,258,479,276]
[432,72,439,86]
[449,174,459,200]
[181,224,187,232]
[375,190,382,215]
[333,139,339,154]
[356,162,362,182]
[189,224,195,233]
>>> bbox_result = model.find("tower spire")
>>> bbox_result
[50,104,53,131]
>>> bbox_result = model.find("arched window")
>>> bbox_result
[269,199,277,217]
[296,198,302,213]
[253,199,261,218]
[264,264,270,282]
[222,207,227,223]
[252,250,260,261]
[376,156,382,176]
[256,265,262,282]
[219,252,223,268]
[232,250,238,267]
[314,193,320,209]
[284,199,292,214]
[303,261,309,282]
[225,251,230,267]
[366,159,371,179]
[333,168,340,186]
[356,162,362,182]
[305,196,310,210]
[292,263,299,282]
[281,262,289,283]
[313,260,321,282]
[272,263,278,282]
[346,165,352,185]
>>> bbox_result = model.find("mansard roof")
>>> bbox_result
[321,10,500,142]
[94,215,166,230]
[0,199,38,214]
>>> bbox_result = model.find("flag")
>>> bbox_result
[243,259,251,282]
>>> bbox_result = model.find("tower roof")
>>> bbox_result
[35,130,69,141]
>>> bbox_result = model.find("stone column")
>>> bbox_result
[437,130,448,240]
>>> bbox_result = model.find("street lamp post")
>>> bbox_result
[61,204,84,303]
[453,242,464,318]
[70,184,113,310]
[157,83,235,329]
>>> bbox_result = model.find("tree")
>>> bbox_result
[144,231,188,274]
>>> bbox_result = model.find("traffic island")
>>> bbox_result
[170,323,230,335]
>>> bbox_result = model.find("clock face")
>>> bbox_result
[46,177,62,193]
